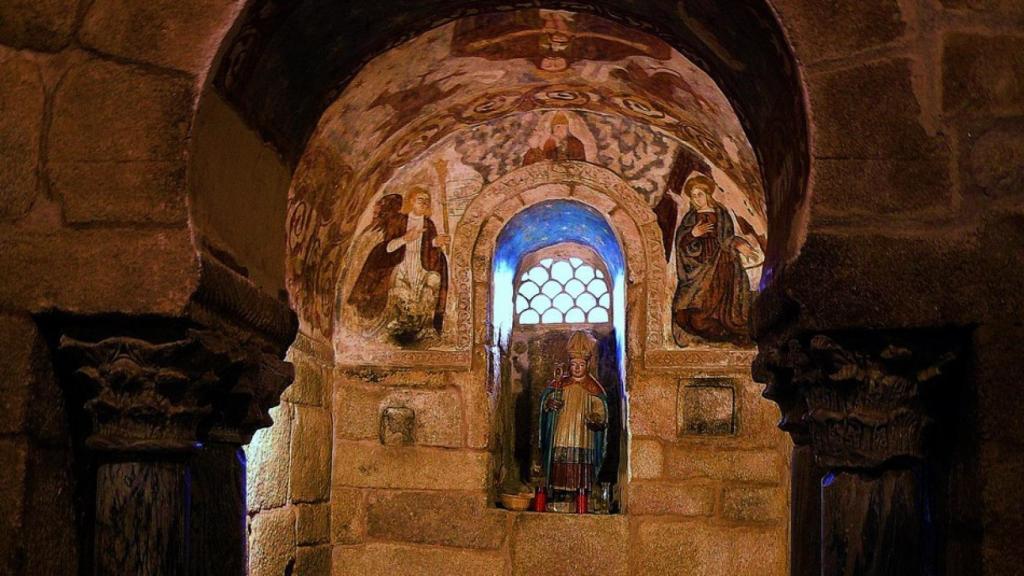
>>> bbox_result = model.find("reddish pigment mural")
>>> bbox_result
[286,9,767,358]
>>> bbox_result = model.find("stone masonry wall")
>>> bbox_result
[326,353,790,576]
[771,2,1024,573]
[0,6,260,570]
[0,314,78,574]
[0,1,249,320]
[0,1,1020,574]
[627,363,790,576]
[247,334,334,576]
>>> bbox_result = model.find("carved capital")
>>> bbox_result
[750,296,812,444]
[756,329,959,469]
[60,325,293,452]
[189,326,295,445]
[58,254,297,451]
[60,332,218,452]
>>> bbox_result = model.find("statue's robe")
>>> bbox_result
[539,374,608,492]
[671,205,751,343]
[347,211,448,333]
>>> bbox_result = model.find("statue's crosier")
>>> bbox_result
[538,330,609,512]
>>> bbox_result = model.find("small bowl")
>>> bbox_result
[499,492,533,511]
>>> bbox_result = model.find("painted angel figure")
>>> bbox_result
[347,186,449,345]
[539,330,608,512]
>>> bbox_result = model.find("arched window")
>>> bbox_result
[516,257,611,325]
[514,244,612,327]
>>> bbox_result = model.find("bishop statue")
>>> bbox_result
[538,330,609,512]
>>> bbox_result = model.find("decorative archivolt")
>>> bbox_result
[457,161,666,366]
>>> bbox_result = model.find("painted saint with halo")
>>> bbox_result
[655,149,760,347]
[347,162,452,346]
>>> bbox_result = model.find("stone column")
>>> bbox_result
[756,330,959,576]
[754,319,822,576]
[56,256,297,576]
[59,333,224,575]
[789,444,823,576]
[189,440,246,576]
[60,329,294,576]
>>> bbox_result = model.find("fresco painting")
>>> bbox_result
[346,186,450,347]
[450,9,670,72]
[656,150,764,347]
[287,9,767,357]
[667,174,758,347]
[523,113,588,165]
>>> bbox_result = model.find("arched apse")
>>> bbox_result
[203,6,803,571]
[272,9,775,346]
[192,0,809,344]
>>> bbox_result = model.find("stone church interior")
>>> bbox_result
[0,1,1021,575]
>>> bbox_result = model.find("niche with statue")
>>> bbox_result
[491,201,628,514]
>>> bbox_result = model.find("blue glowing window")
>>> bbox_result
[516,257,611,325]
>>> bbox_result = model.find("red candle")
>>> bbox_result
[534,487,547,512]
[576,491,588,514]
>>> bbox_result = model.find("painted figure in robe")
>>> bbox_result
[670,174,753,346]
[347,186,449,345]
[654,146,711,261]
[523,113,586,165]
[539,330,608,510]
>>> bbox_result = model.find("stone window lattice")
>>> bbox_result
[516,256,610,325]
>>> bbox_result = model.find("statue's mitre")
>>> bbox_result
[567,331,596,360]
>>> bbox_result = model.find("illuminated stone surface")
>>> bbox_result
[2,0,1018,574]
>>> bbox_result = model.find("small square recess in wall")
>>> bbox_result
[679,381,735,436]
